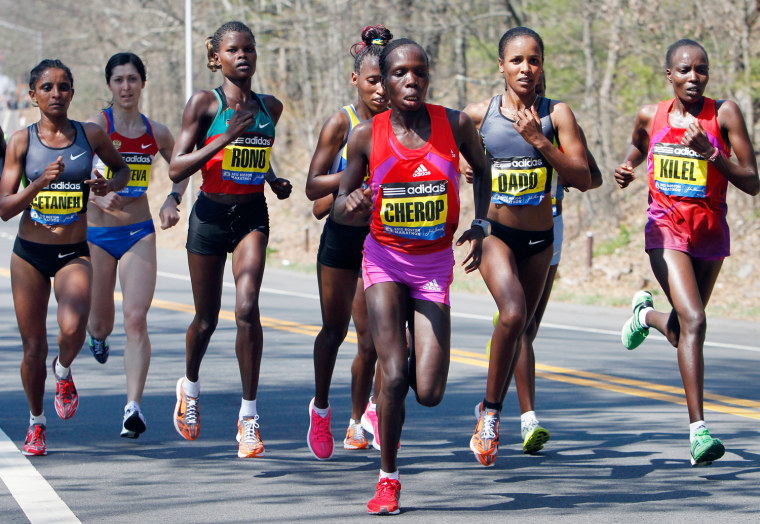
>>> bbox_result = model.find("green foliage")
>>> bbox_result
[593,225,632,256]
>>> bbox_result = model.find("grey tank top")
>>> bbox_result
[23,120,92,225]
[480,95,555,206]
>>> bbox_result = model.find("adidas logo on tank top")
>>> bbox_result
[413,164,431,177]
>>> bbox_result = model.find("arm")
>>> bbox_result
[152,121,189,229]
[561,126,602,190]
[0,129,59,220]
[261,95,292,200]
[615,104,655,189]
[684,100,759,196]
[313,194,334,220]
[83,122,130,196]
[458,99,489,184]
[333,122,373,226]
[452,109,489,273]
[532,102,590,191]
[305,111,350,201]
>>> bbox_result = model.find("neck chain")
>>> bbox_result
[502,93,538,119]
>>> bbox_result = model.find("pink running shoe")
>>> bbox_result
[367,477,401,515]
[361,401,400,451]
[52,357,78,420]
[307,398,333,460]
[22,424,47,456]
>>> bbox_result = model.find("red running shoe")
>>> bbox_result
[367,477,401,515]
[52,357,78,420]
[307,398,333,460]
[22,424,47,456]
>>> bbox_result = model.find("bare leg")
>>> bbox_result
[350,278,377,420]
[53,259,92,368]
[87,243,117,341]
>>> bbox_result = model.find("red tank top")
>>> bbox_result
[647,97,729,210]
[367,104,460,254]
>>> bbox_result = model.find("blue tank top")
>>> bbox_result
[329,105,362,174]
[480,95,556,206]
[23,121,92,225]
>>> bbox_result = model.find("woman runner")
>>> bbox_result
[86,52,189,438]
[169,21,292,458]
[615,39,759,466]
[304,25,391,459]
[465,27,590,467]
[333,38,490,515]
[0,59,129,455]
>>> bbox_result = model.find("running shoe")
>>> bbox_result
[121,404,147,439]
[237,415,265,458]
[470,408,500,466]
[173,378,199,440]
[367,477,401,515]
[52,356,78,420]
[690,428,725,466]
[474,400,483,419]
[361,402,400,450]
[22,424,46,456]
[344,420,369,450]
[88,336,109,364]
[621,290,653,350]
[307,398,333,460]
[521,419,550,454]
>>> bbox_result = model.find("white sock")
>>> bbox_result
[639,307,653,329]
[183,377,200,397]
[521,410,539,428]
[368,397,377,410]
[239,399,257,420]
[125,400,140,413]
[30,412,46,426]
[312,402,329,418]
[349,418,361,426]
[379,469,399,481]
[689,420,707,442]
[54,358,70,379]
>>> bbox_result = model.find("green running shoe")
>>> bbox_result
[690,428,725,466]
[521,420,550,454]
[621,290,653,350]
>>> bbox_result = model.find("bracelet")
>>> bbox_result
[471,218,491,237]
[707,148,722,163]
[167,192,182,205]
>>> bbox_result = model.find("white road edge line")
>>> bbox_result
[156,271,760,353]
[0,428,80,524]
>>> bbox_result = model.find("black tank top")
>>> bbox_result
[480,95,555,206]
[23,121,92,225]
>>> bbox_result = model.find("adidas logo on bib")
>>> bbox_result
[422,279,441,292]
[413,164,431,178]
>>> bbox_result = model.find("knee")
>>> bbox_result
[235,297,260,327]
[380,364,409,400]
[193,314,218,339]
[415,384,445,407]
[678,309,706,338]
[496,303,527,335]
[122,308,148,338]
[318,324,349,348]
[59,315,87,341]
[22,340,48,363]
[88,317,113,339]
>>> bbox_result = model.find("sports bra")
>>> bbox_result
[23,120,92,225]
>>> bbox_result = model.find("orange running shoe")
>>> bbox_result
[237,415,265,458]
[173,378,199,440]
[22,424,46,456]
[52,357,78,420]
[470,408,500,467]
[344,419,369,450]
[367,477,401,515]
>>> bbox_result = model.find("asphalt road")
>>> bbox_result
[1,216,759,523]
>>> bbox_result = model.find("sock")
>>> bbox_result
[639,307,653,328]
[368,396,376,410]
[239,399,257,420]
[312,403,329,418]
[689,420,707,443]
[183,377,200,397]
[379,469,399,481]
[521,410,539,428]
[483,399,502,412]
[30,412,46,427]
[54,358,70,379]
[349,418,361,426]
[125,400,140,413]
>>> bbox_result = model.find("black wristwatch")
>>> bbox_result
[167,192,182,205]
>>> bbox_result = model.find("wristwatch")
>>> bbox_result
[167,192,182,205]
[471,218,491,237]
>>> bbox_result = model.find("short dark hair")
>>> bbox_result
[498,27,544,61]
[379,38,428,79]
[205,21,256,73]
[665,39,708,69]
[29,59,73,90]
[105,52,146,83]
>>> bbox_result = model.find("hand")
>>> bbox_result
[39,156,64,186]
[225,103,256,140]
[159,199,180,229]
[345,187,372,217]
[512,106,545,148]
[456,227,485,273]
[681,122,713,158]
[94,192,123,212]
[614,162,635,189]
[269,177,292,200]
[85,169,112,196]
